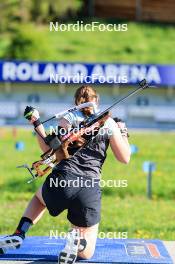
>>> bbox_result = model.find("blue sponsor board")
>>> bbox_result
[0,60,175,86]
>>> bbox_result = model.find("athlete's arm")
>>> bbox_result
[23,107,49,153]
[30,117,50,153]
[34,116,73,152]
[34,124,50,153]
[107,118,131,164]
[24,106,74,153]
[31,117,72,153]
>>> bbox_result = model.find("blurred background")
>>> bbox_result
[0,0,175,240]
[0,0,175,128]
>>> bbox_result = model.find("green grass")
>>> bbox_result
[1,21,175,63]
[0,128,175,240]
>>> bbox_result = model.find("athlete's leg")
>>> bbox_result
[0,185,46,254]
[23,185,46,224]
[58,224,98,264]
[73,223,98,259]
[59,175,101,263]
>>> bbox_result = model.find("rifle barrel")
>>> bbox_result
[100,79,149,115]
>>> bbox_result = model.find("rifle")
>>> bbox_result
[18,79,149,183]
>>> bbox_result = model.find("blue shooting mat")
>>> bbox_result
[0,237,173,263]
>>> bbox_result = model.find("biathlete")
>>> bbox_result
[0,85,131,264]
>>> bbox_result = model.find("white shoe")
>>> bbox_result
[58,229,80,264]
[0,235,23,254]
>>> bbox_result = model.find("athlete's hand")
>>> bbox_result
[24,106,40,124]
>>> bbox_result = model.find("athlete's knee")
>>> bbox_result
[78,248,95,259]
[78,242,95,260]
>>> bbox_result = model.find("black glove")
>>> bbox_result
[24,106,35,120]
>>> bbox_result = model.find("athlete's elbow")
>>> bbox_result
[120,152,131,164]
[112,144,131,164]
[122,155,130,164]
[125,149,131,164]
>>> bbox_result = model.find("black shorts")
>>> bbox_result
[42,171,101,227]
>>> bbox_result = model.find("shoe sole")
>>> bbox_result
[58,251,77,264]
[58,237,79,264]
[0,236,23,254]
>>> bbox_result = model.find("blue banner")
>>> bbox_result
[0,60,175,86]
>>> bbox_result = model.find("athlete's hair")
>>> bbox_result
[74,85,98,116]
[74,85,97,105]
